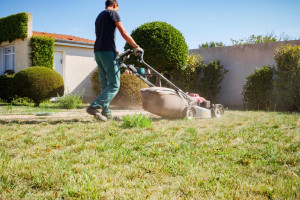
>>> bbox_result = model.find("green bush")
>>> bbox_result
[122,114,152,128]
[58,91,84,109]
[242,66,275,110]
[114,74,149,107]
[0,12,28,44]
[274,44,300,111]
[91,68,100,96]
[91,69,148,107]
[0,74,15,102]
[11,97,33,106]
[30,36,55,69]
[12,66,64,106]
[170,56,228,103]
[198,60,228,103]
[170,54,203,93]
[124,21,189,72]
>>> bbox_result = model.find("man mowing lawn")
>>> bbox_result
[87,0,143,121]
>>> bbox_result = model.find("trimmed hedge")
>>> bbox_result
[91,69,148,107]
[274,44,300,111]
[0,74,15,102]
[30,36,55,69]
[124,21,189,72]
[0,12,28,44]
[13,66,64,106]
[242,66,275,110]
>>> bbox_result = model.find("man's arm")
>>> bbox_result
[116,21,138,48]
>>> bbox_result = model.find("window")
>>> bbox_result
[0,46,15,74]
[4,46,15,73]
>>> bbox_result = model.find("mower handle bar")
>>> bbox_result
[118,50,194,104]
[138,52,193,102]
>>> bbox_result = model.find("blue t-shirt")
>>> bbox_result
[94,9,121,52]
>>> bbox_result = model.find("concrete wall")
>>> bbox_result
[54,45,97,102]
[189,40,300,108]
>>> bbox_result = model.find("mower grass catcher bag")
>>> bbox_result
[140,87,187,118]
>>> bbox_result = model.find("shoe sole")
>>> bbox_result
[94,113,107,122]
[86,108,107,122]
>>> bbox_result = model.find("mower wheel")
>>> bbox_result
[185,106,195,119]
[211,104,224,118]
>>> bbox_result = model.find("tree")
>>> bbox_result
[124,21,189,72]
[199,41,224,48]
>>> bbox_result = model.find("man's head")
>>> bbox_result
[105,0,118,11]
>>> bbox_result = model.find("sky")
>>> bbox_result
[1,0,300,50]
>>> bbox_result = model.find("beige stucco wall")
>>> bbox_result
[54,44,97,102]
[0,13,32,73]
[189,40,300,108]
[0,39,31,73]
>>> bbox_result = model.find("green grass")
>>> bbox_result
[0,107,299,199]
[122,114,153,128]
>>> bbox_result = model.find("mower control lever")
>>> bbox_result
[118,49,134,64]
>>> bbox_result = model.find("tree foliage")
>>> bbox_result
[199,41,224,48]
[124,21,189,72]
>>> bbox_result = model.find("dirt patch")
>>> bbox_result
[0,108,159,123]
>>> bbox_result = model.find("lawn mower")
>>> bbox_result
[118,49,224,119]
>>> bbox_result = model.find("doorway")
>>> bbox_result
[54,51,63,78]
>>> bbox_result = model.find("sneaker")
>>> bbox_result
[101,107,112,120]
[86,106,107,122]
[102,113,113,120]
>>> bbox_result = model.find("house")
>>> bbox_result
[0,13,97,102]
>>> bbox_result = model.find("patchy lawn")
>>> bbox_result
[0,105,299,199]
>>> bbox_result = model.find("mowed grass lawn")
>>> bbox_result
[0,107,299,199]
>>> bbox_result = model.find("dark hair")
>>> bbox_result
[105,0,118,8]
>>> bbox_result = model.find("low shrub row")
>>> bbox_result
[242,44,300,112]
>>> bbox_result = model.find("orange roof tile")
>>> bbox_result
[33,31,95,44]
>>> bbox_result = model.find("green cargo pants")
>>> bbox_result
[90,51,120,116]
